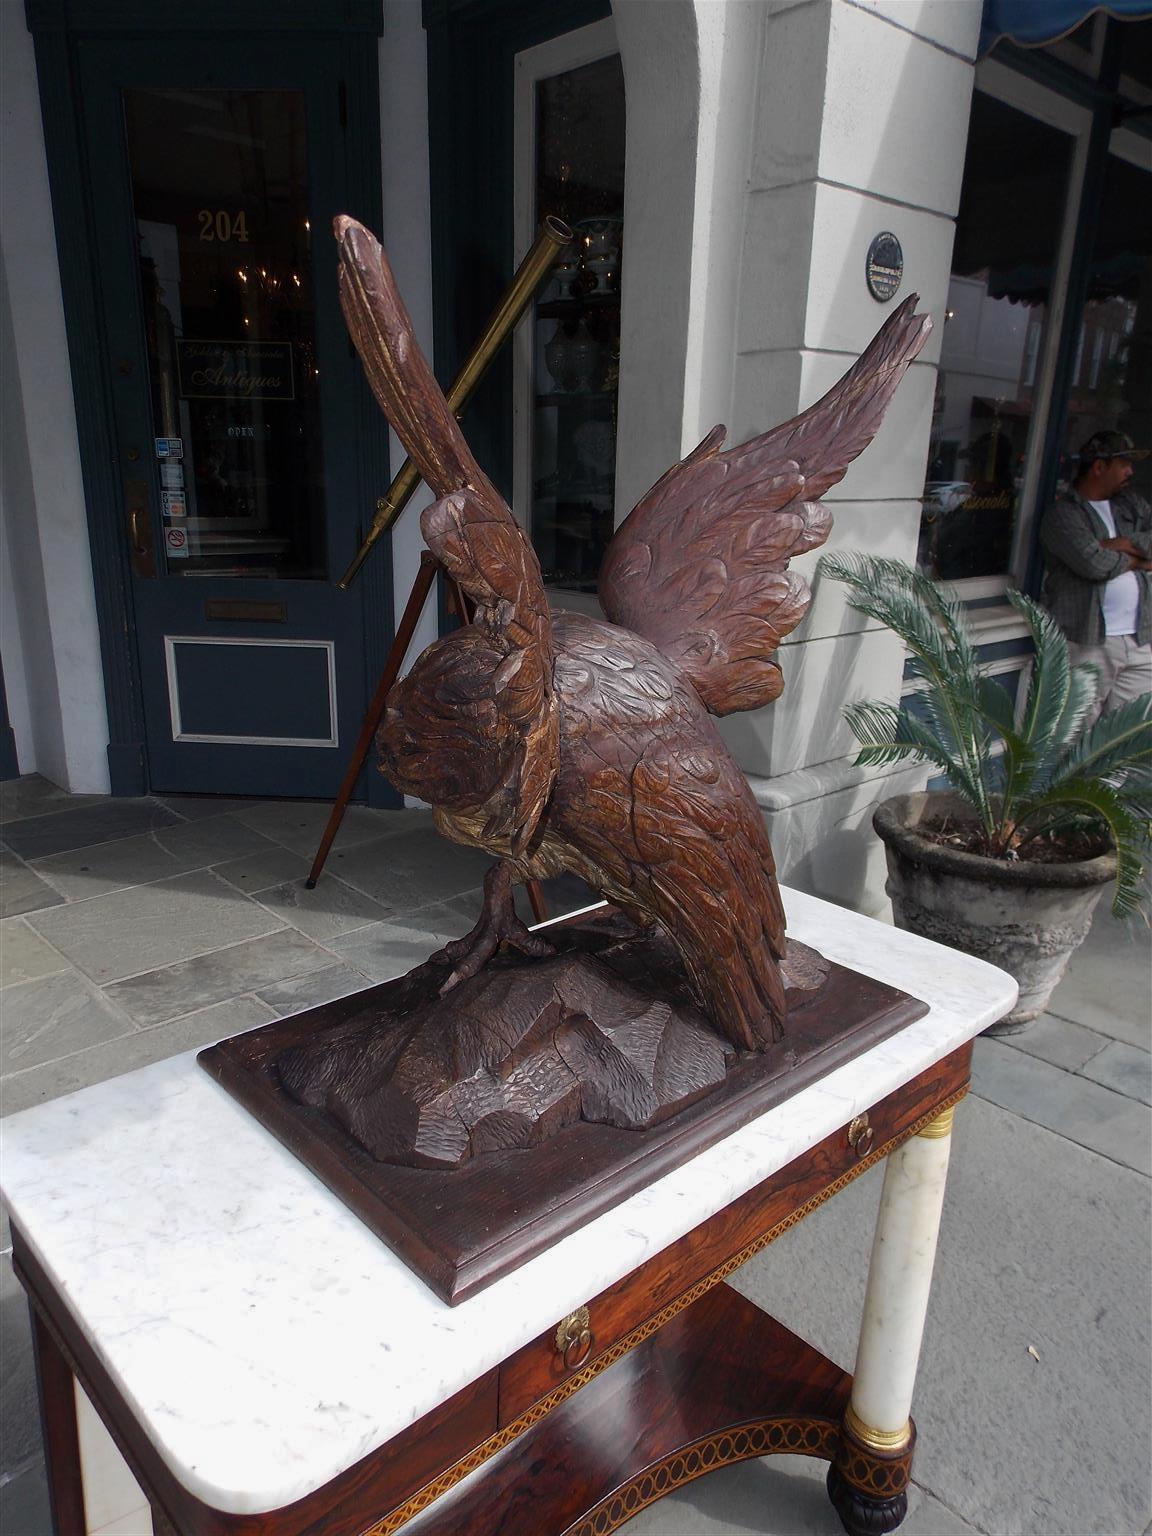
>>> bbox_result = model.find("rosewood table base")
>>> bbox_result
[14,1045,969,1536]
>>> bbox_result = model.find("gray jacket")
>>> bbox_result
[1039,487,1152,646]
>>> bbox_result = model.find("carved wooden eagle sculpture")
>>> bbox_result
[336,216,930,1053]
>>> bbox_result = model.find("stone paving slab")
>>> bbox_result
[232,801,431,857]
[1,1253,42,1484]
[999,1012,1114,1074]
[972,1037,1152,1175]
[103,928,337,1027]
[211,846,311,895]
[0,1452,51,1536]
[325,904,477,981]
[30,816,284,902]
[1045,911,1152,1050]
[1,798,185,861]
[323,827,491,909]
[30,831,194,901]
[153,795,264,822]
[252,874,393,944]
[0,920,70,989]
[0,996,277,1120]
[25,869,285,985]
[255,964,369,1017]
[1,970,134,1079]
[0,851,65,920]
[1081,1039,1152,1106]
[0,774,103,826]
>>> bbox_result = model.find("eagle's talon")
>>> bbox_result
[433,861,554,994]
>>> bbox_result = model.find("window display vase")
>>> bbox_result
[545,320,601,393]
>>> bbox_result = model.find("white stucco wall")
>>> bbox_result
[0,3,111,792]
[379,0,440,679]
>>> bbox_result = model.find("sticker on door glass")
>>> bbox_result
[162,489,187,519]
[154,437,183,460]
[160,462,185,489]
[165,526,189,559]
[175,339,295,401]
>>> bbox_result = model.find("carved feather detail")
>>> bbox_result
[600,296,931,715]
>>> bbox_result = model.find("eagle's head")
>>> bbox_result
[378,629,520,810]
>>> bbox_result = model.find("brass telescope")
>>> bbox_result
[338,214,574,589]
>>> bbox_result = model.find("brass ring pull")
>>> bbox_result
[847,1114,874,1158]
[555,1306,593,1371]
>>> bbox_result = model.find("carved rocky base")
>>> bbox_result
[277,916,828,1169]
[278,951,734,1169]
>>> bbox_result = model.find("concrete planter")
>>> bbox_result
[873,792,1117,1033]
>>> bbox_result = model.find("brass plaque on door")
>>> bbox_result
[203,599,288,623]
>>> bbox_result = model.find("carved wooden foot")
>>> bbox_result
[434,861,555,991]
[826,1414,915,1534]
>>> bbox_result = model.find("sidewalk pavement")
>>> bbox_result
[1,775,1149,1536]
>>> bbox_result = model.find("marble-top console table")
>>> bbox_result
[1,889,1016,1536]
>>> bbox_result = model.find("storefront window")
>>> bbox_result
[527,53,625,592]
[919,91,1073,581]
[124,88,326,579]
[1054,151,1152,500]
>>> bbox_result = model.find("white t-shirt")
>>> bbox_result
[1089,500,1140,636]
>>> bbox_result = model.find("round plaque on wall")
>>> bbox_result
[866,232,904,303]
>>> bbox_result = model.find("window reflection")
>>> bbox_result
[919,93,1072,580]
[530,53,625,592]
[1056,154,1151,500]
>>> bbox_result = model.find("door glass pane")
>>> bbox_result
[1055,152,1152,501]
[919,92,1072,580]
[530,54,625,592]
[123,88,325,578]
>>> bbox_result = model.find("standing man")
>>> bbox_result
[1040,430,1152,718]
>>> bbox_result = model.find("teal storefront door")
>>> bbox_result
[30,5,394,800]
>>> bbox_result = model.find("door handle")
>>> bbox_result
[124,478,156,578]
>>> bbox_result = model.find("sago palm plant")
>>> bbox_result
[817,553,1152,916]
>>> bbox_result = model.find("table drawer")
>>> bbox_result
[496,1041,970,1427]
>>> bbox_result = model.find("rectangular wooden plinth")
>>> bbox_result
[199,929,927,1303]
[400,1284,850,1536]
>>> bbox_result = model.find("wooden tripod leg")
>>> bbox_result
[306,553,439,888]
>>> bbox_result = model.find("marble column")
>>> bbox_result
[827,1103,957,1534]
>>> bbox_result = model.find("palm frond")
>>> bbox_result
[1015,778,1150,917]
[1049,692,1152,789]
[843,700,988,820]
[821,553,995,829]
[1030,666,1100,792]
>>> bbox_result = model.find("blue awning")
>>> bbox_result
[980,0,1152,56]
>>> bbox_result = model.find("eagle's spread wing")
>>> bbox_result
[336,217,557,851]
[599,297,932,716]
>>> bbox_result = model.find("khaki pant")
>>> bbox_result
[1068,634,1152,722]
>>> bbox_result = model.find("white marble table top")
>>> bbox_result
[1,889,1016,1515]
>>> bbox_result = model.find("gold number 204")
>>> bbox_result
[198,209,250,243]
